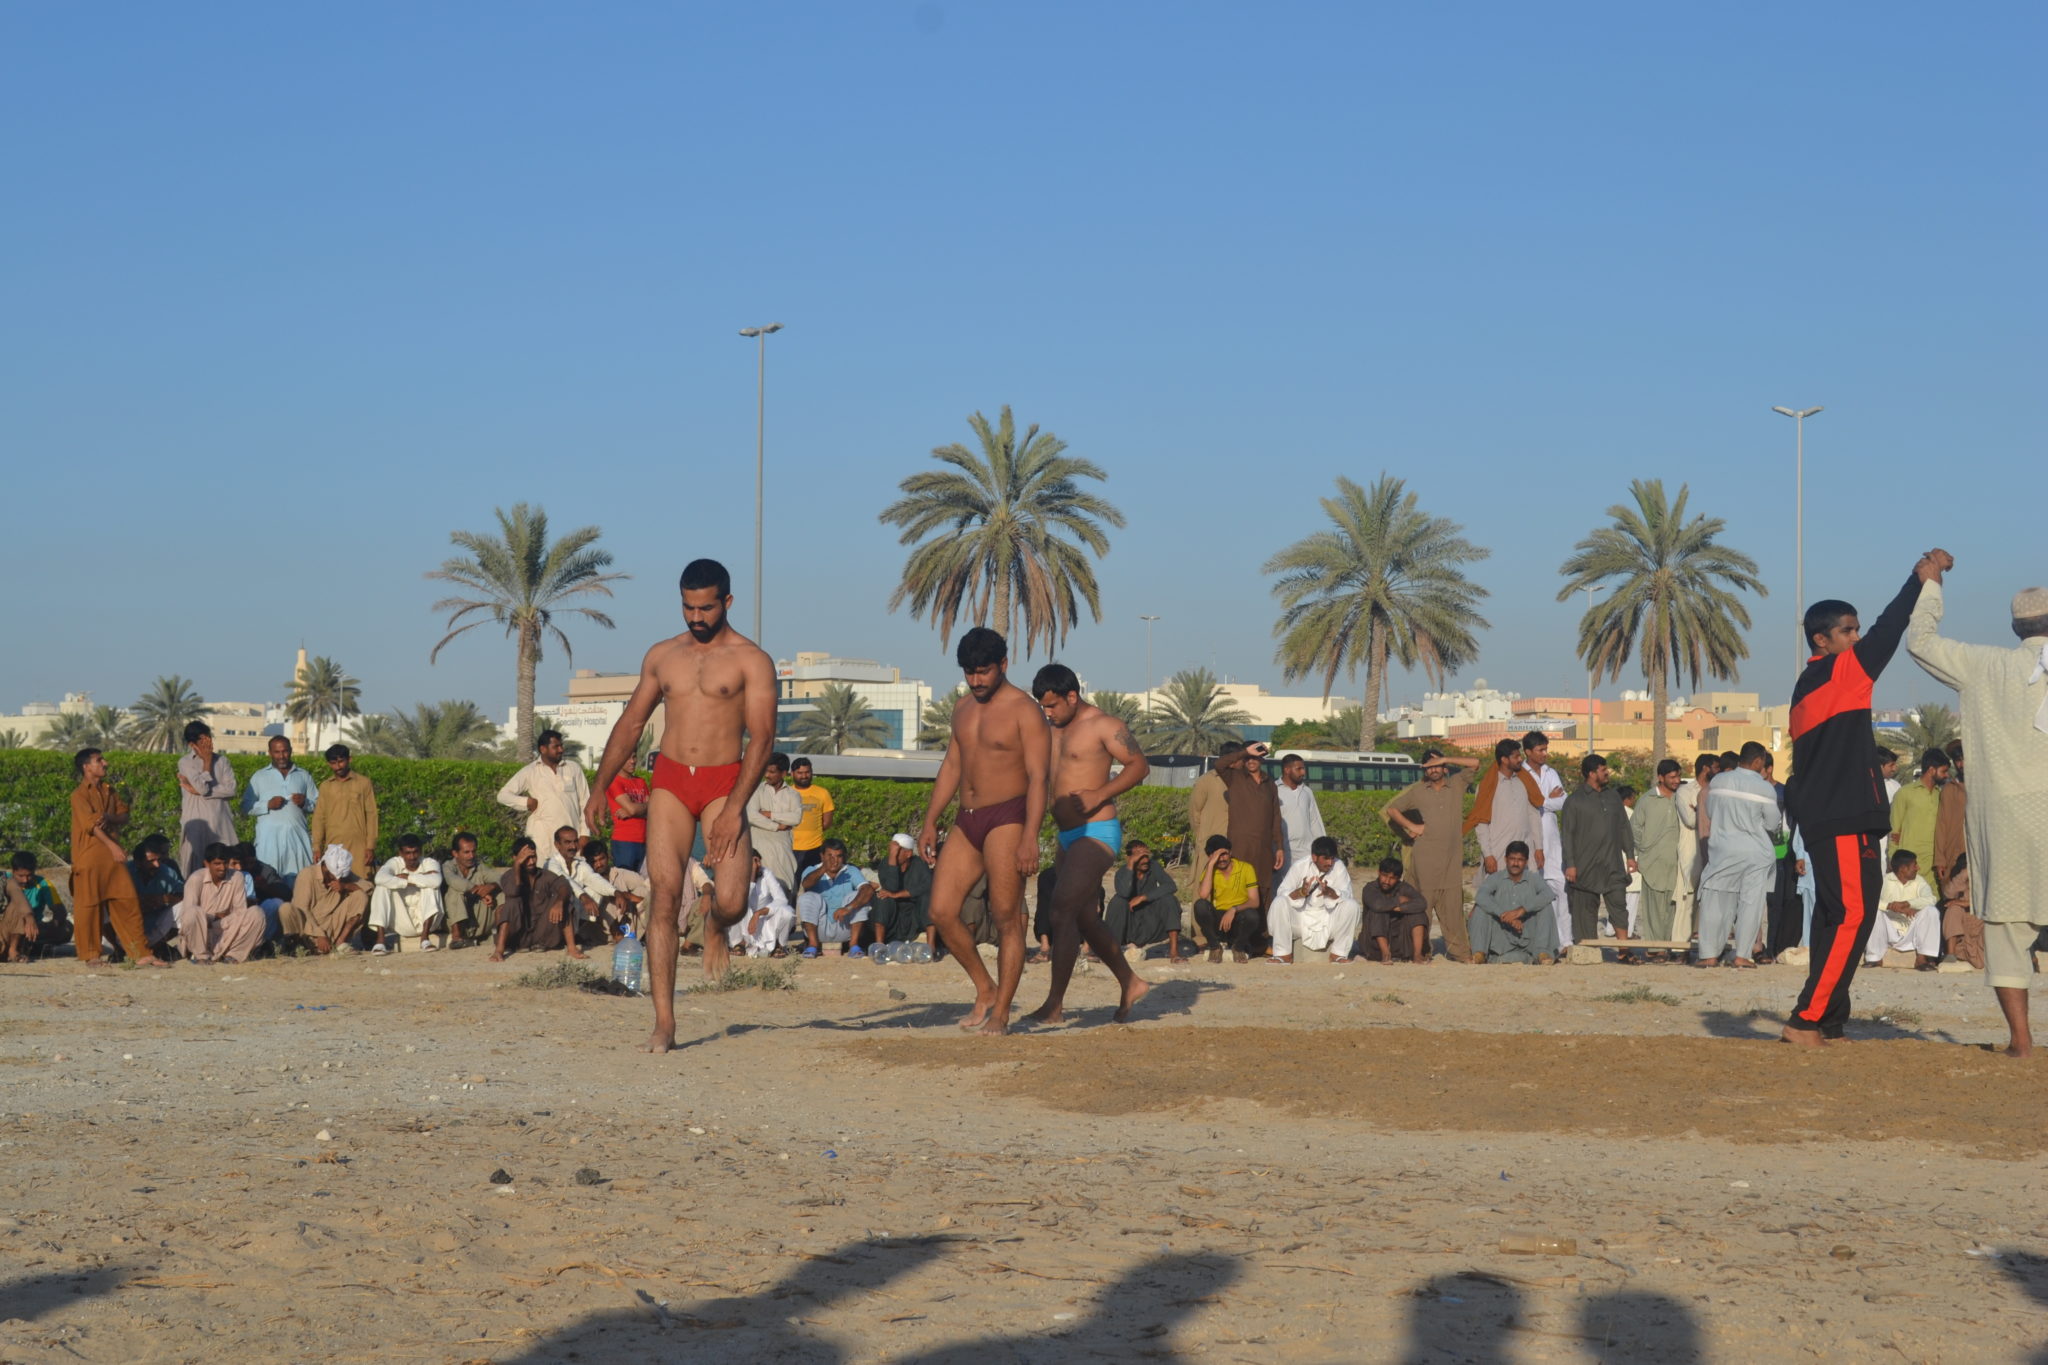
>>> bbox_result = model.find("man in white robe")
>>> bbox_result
[1273,753,1327,879]
[1865,849,1940,967]
[731,850,795,957]
[496,730,592,847]
[369,834,445,952]
[1521,732,1570,950]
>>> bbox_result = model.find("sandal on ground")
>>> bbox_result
[801,946,820,958]
[370,943,388,955]
[418,940,437,952]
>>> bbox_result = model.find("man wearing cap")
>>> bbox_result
[1383,751,1476,962]
[278,845,372,954]
[1908,567,2048,1056]
[873,833,934,952]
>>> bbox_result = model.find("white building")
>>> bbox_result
[1394,680,1523,739]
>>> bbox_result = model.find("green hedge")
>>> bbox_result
[0,751,1457,875]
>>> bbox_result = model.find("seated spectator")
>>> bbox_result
[585,839,647,937]
[128,834,186,953]
[278,845,371,955]
[1867,848,1940,971]
[229,841,290,946]
[731,849,795,957]
[544,825,617,945]
[8,852,70,960]
[2,858,41,962]
[1192,835,1263,964]
[1469,841,1558,965]
[873,833,933,952]
[1358,855,1431,965]
[175,842,266,965]
[797,838,875,957]
[369,833,446,954]
[1940,854,1985,970]
[491,836,580,961]
[1106,839,1183,962]
[440,832,504,945]
[1268,836,1363,964]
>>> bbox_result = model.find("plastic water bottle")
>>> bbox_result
[612,926,646,994]
[876,942,898,964]
[909,942,933,964]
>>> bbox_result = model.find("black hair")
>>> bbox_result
[1875,746,1898,766]
[1279,752,1305,769]
[1580,753,1606,778]
[1376,855,1404,877]
[183,720,212,745]
[1124,838,1149,855]
[1505,840,1531,859]
[1804,598,1857,650]
[1310,835,1339,859]
[397,833,424,851]
[1739,741,1772,765]
[203,842,232,862]
[325,743,350,762]
[511,836,537,857]
[1656,758,1682,777]
[1694,753,1718,776]
[1920,747,1950,773]
[821,837,848,855]
[1495,738,1522,761]
[581,838,609,859]
[1617,784,1637,802]
[955,626,1006,671]
[1031,663,1080,699]
[1719,751,1740,769]
[553,824,579,843]
[234,841,258,863]
[1890,847,1918,874]
[10,851,35,873]
[452,830,478,849]
[73,747,102,778]
[1944,738,1963,761]
[768,751,791,770]
[137,833,171,857]
[1521,731,1549,751]
[1204,834,1232,855]
[2016,613,2048,640]
[679,558,731,597]
[537,729,564,748]
[790,755,813,770]
[1218,741,1245,758]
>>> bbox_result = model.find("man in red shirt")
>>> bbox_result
[606,764,651,873]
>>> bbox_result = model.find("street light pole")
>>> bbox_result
[740,323,785,642]
[1585,584,1606,754]
[1772,405,1823,676]
[1139,615,1160,718]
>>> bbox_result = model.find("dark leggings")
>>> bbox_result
[1038,836,1129,1007]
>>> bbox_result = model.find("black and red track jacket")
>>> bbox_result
[1784,574,1926,841]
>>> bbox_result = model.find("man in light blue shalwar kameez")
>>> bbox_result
[242,737,320,879]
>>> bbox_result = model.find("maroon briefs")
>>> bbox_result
[955,795,1027,852]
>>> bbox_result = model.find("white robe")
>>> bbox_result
[1268,860,1361,957]
[370,857,445,938]
[1526,761,1569,948]
[731,872,795,956]
[1867,872,1940,961]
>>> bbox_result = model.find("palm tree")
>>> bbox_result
[1265,475,1490,737]
[1144,668,1252,757]
[1557,479,1767,763]
[0,729,24,749]
[1878,703,1959,760]
[1088,690,1145,730]
[880,406,1125,659]
[285,655,362,752]
[918,686,965,749]
[792,683,892,756]
[40,706,132,752]
[428,503,628,762]
[340,712,404,757]
[347,701,504,760]
[128,676,208,752]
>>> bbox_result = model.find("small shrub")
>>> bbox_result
[1595,983,1680,1006]
[514,960,602,990]
[686,960,800,994]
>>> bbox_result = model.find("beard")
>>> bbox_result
[687,616,726,643]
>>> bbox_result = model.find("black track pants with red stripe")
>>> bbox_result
[1787,831,1882,1037]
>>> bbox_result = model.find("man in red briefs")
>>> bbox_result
[585,558,777,1053]
[917,627,1051,1035]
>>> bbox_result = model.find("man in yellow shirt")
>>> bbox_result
[1191,835,1264,963]
[789,757,836,881]
[1888,747,1949,867]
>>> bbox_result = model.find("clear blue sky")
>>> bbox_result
[4,2,2040,725]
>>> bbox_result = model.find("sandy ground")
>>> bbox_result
[3,944,2047,1364]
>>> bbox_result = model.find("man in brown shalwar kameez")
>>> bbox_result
[70,749,163,967]
[309,744,379,876]
[278,845,371,953]
[1213,741,1285,927]
[490,836,579,960]
[1383,751,1478,962]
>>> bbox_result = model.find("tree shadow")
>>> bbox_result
[490,1237,1239,1364]
[1994,1249,2048,1365]
[0,1266,130,1324]
[1577,1286,1706,1363]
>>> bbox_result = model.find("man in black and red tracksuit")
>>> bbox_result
[1781,549,1952,1047]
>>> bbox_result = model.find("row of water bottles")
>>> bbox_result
[612,926,648,994]
[872,941,934,965]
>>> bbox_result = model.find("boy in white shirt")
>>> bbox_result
[1866,848,1940,970]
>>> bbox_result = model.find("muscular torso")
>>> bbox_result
[953,684,1039,809]
[649,633,766,765]
[1048,706,1122,829]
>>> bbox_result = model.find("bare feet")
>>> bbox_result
[488,948,506,962]
[1113,975,1151,1023]
[2001,1044,2036,1059]
[1779,1025,1824,1048]
[1168,953,1188,965]
[136,956,170,968]
[959,996,995,1031]
[977,1010,1010,1036]
[566,947,588,960]
[702,935,731,979]
[1022,1003,1065,1026]
[639,1027,677,1054]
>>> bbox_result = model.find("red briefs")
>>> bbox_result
[651,755,742,818]
[955,794,1028,851]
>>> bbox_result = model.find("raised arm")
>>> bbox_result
[1855,552,1948,680]
[1905,569,1974,694]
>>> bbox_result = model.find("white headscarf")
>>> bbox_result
[321,844,353,879]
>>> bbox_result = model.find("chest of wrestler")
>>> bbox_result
[954,695,1037,794]
[655,647,750,752]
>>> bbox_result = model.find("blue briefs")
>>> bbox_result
[1058,819,1123,855]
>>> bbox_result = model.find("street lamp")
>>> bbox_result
[740,323,785,642]
[1772,405,1823,675]
[1139,615,1161,719]
[1584,584,1606,753]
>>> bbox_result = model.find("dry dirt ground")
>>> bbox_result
[3,945,2047,1364]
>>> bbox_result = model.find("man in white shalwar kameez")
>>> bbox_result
[1906,568,2048,1056]
[731,850,795,957]
[370,835,445,952]
[1522,733,1570,951]
[1865,849,1940,967]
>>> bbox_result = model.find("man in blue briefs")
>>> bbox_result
[1022,664,1153,1026]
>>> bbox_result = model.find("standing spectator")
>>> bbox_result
[1467,738,1543,881]
[309,744,379,876]
[70,750,160,967]
[440,832,503,944]
[789,757,835,882]
[1906,571,2048,1056]
[278,845,370,955]
[1520,732,1571,951]
[1383,751,1476,963]
[731,849,795,957]
[1888,747,1949,865]
[1268,836,1362,964]
[1187,741,1241,868]
[497,729,591,848]
[796,838,873,957]
[1106,839,1183,962]
[1933,738,1966,884]
[176,721,238,875]
[1877,747,1902,802]
[174,843,265,965]
[604,761,650,873]
[1273,753,1326,877]
[242,736,318,879]
[1214,741,1285,913]
[1865,849,1940,970]
[1358,856,1431,965]
[1468,842,1558,965]
[127,833,186,951]
[369,833,446,954]
[7,853,69,959]
[1559,753,1637,954]
[1697,742,1783,968]
[1191,835,1263,963]
[1631,760,1685,959]
[873,833,933,951]
[748,752,804,895]
[1672,754,1715,947]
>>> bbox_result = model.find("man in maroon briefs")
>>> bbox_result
[917,627,1051,1035]
[586,558,777,1053]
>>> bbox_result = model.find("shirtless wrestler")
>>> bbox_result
[1022,663,1152,1026]
[584,559,777,1053]
[917,627,1050,1035]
